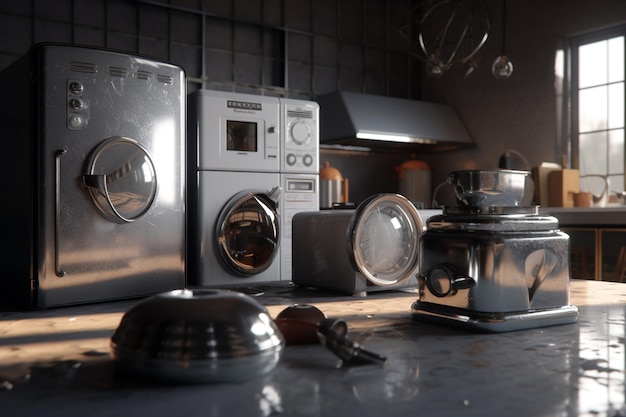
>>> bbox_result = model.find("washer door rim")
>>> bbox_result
[347,193,423,286]
[216,187,281,277]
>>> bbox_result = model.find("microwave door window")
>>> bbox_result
[227,120,257,152]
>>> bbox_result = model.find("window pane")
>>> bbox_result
[579,131,607,177]
[609,82,625,129]
[609,174,624,193]
[579,86,608,132]
[609,129,624,175]
[582,175,610,197]
[579,40,608,88]
[609,36,625,83]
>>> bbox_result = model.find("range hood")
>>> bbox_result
[316,91,475,152]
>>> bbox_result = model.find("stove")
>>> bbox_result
[412,205,579,332]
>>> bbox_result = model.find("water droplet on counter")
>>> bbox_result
[1,380,14,391]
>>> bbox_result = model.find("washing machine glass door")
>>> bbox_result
[82,136,157,223]
[348,193,423,286]
[217,187,281,276]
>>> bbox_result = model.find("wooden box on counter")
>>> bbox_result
[548,169,580,207]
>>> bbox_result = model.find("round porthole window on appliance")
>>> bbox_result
[82,136,158,223]
[347,193,423,286]
[216,187,281,277]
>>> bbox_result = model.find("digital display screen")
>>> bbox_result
[288,180,314,191]
[227,120,257,152]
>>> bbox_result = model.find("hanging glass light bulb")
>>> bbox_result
[492,0,513,79]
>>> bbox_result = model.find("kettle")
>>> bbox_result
[395,157,431,208]
[319,161,349,209]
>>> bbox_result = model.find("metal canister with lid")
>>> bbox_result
[319,161,349,209]
[396,157,431,208]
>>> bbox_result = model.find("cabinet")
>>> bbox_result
[563,227,626,281]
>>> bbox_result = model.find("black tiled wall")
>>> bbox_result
[0,0,421,99]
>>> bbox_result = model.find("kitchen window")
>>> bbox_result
[571,26,626,196]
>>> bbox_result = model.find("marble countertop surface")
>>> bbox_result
[1,280,626,417]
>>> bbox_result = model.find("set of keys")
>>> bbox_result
[274,304,387,367]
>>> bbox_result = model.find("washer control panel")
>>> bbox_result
[280,98,319,174]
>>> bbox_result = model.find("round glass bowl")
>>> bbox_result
[110,289,285,384]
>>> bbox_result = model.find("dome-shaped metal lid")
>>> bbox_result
[110,289,284,383]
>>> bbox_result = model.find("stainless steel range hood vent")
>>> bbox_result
[317,91,475,152]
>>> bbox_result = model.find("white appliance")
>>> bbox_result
[279,98,319,282]
[188,90,319,286]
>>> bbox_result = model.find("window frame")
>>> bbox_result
[571,24,626,193]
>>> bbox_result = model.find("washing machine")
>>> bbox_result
[0,44,186,309]
[279,98,320,282]
[188,90,282,286]
[188,90,320,286]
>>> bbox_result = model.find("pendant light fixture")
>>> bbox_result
[492,0,513,79]
[400,0,490,78]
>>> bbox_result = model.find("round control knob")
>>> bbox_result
[286,154,297,166]
[303,154,313,167]
[68,115,83,129]
[290,121,310,145]
[69,82,84,94]
[69,98,84,110]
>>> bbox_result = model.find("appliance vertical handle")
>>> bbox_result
[55,149,67,277]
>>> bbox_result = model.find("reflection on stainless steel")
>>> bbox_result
[414,204,578,332]
[111,289,285,384]
[447,169,534,207]
[82,137,158,223]
[217,187,282,275]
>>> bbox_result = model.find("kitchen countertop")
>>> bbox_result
[1,280,626,417]
[541,206,626,226]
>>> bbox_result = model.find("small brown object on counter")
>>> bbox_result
[548,169,580,207]
[573,191,592,207]
[274,304,327,345]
